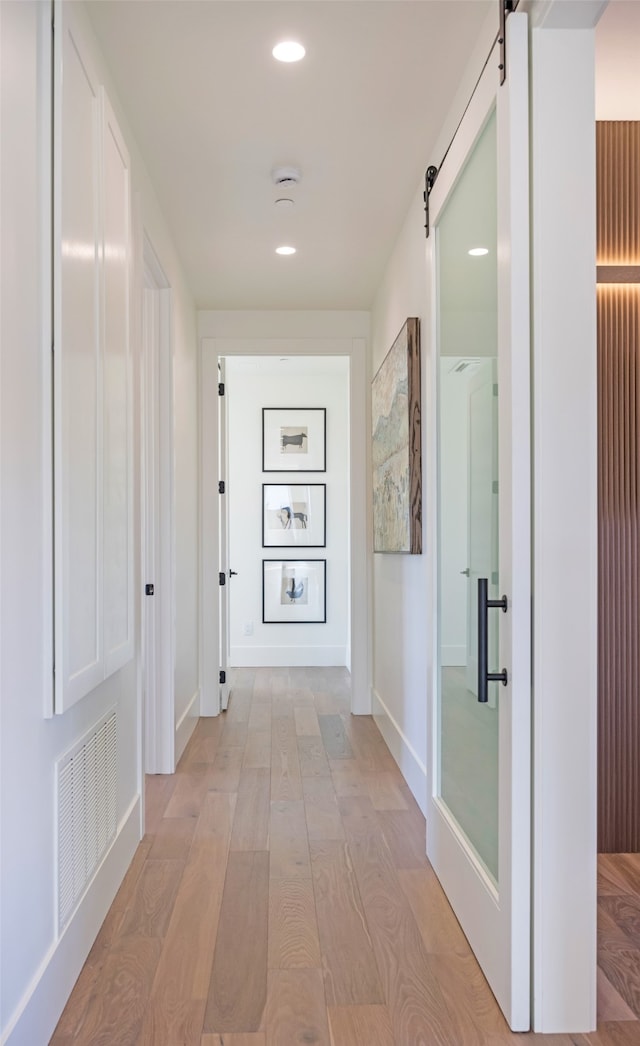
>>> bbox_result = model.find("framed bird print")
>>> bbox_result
[262,559,326,623]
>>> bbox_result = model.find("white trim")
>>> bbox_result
[39,0,54,718]
[230,646,348,668]
[175,687,200,764]
[199,334,371,718]
[142,236,175,774]
[372,687,427,815]
[199,346,221,716]
[521,0,606,30]
[530,23,598,1033]
[2,796,141,1046]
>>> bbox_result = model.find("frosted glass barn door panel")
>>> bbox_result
[54,6,103,711]
[103,94,134,676]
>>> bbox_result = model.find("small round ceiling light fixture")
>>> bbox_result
[275,197,295,210]
[272,40,306,63]
[275,245,296,256]
[468,247,489,256]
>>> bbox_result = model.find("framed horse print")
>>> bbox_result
[262,407,326,472]
[262,484,326,548]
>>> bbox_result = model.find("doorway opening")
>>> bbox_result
[200,335,369,718]
[221,356,351,702]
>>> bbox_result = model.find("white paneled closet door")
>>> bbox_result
[54,3,133,712]
[54,8,103,710]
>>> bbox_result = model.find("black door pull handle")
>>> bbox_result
[477,577,508,703]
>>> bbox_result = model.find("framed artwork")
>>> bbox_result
[262,407,326,472]
[372,317,422,553]
[262,484,326,548]
[262,559,326,623]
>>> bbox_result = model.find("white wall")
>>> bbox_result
[0,3,198,1042]
[369,193,431,810]
[226,358,349,667]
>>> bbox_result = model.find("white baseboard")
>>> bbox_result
[230,645,347,668]
[175,687,200,764]
[371,687,427,816]
[441,644,467,667]
[3,796,141,1046]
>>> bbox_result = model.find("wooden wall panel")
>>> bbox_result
[597,123,640,265]
[597,122,640,853]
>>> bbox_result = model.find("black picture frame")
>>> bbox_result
[262,559,327,623]
[262,407,327,472]
[262,483,327,548]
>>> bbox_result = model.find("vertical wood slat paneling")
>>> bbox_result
[597,123,640,264]
[597,122,640,853]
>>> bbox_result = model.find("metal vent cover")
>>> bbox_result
[57,709,117,932]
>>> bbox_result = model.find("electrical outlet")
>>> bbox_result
[243,621,253,636]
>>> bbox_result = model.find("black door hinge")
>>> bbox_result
[219,670,226,685]
[145,583,154,596]
[218,382,225,396]
[424,165,439,239]
[219,571,226,586]
[218,480,225,494]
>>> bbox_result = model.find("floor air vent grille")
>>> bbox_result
[57,710,117,932]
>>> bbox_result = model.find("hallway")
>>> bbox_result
[51,669,639,1045]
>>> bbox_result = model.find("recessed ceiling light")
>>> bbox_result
[272,41,305,63]
[275,245,296,256]
[468,247,489,256]
[275,197,295,210]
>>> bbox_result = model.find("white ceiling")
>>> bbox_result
[595,1,640,118]
[87,0,494,310]
[86,1,640,313]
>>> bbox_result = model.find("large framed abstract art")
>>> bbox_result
[371,317,422,553]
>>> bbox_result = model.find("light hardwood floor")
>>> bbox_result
[51,667,640,1045]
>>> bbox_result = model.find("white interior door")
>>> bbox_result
[218,359,230,712]
[428,13,531,1029]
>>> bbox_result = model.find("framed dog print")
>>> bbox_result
[262,408,326,472]
[262,484,326,548]
[262,559,326,623]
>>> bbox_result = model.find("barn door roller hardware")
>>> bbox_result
[424,0,517,239]
[499,0,516,85]
[423,165,439,239]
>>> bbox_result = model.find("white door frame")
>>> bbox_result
[142,233,175,773]
[199,336,370,716]
[217,357,230,712]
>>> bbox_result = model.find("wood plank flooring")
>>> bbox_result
[51,667,640,1045]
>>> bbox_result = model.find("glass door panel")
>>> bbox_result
[437,110,499,880]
